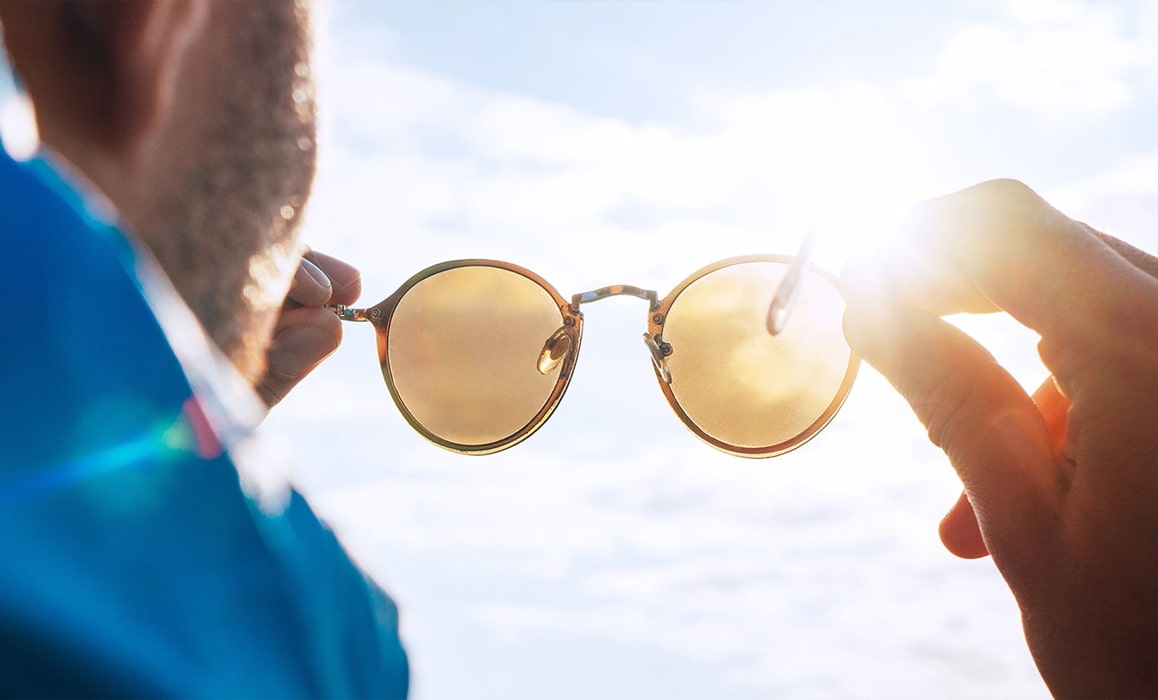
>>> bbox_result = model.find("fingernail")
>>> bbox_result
[298,256,332,293]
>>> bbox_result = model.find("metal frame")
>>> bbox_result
[329,253,859,458]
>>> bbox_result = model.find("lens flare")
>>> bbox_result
[659,258,855,455]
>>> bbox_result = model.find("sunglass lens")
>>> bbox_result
[383,265,569,451]
[661,260,854,455]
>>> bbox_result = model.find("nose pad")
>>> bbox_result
[537,326,575,375]
[641,333,673,384]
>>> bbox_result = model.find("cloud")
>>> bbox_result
[1048,150,1158,205]
[266,4,1158,696]
[307,53,940,291]
[1042,151,1158,250]
[904,0,1158,119]
[308,1,1158,291]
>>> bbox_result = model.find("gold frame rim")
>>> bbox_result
[363,255,859,458]
[647,254,859,459]
[369,259,583,455]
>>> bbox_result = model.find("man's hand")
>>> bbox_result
[841,179,1158,698]
[257,250,362,408]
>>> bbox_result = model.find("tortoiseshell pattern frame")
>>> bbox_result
[330,256,860,458]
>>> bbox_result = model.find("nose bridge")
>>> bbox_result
[570,283,675,384]
[570,284,660,312]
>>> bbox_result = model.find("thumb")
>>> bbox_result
[934,374,1070,560]
[258,306,342,408]
[841,290,1060,569]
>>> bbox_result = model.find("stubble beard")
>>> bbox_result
[133,1,318,383]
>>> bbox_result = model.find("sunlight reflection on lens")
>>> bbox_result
[386,266,566,447]
[662,261,851,450]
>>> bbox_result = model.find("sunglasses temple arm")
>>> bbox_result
[765,230,817,336]
[327,304,371,322]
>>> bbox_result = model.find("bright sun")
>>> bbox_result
[787,111,931,270]
[682,84,936,274]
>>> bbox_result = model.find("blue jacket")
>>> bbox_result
[0,144,409,698]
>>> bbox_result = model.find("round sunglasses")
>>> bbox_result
[329,251,859,458]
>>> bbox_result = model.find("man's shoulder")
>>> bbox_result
[0,149,409,698]
[0,148,191,467]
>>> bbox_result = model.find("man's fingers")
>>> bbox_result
[1089,228,1158,281]
[258,307,342,408]
[285,250,363,308]
[850,180,1158,344]
[286,256,333,307]
[1031,376,1069,457]
[259,249,358,409]
[932,377,1071,560]
[303,249,362,307]
[842,291,1060,565]
[939,491,989,559]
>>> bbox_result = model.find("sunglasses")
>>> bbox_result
[329,244,858,458]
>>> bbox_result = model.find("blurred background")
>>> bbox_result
[10,1,1158,697]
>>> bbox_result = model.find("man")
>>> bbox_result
[5,3,1158,700]
[0,1,407,696]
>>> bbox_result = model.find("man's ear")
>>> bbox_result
[0,0,207,157]
[110,0,208,148]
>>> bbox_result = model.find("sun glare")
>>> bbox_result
[775,113,929,270]
[691,84,932,273]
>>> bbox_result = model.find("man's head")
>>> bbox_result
[0,0,317,381]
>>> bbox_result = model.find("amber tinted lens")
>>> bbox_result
[385,265,567,449]
[661,261,852,452]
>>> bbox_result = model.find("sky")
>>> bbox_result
[270,2,1158,698]
[5,1,1158,697]
[290,1,1158,698]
